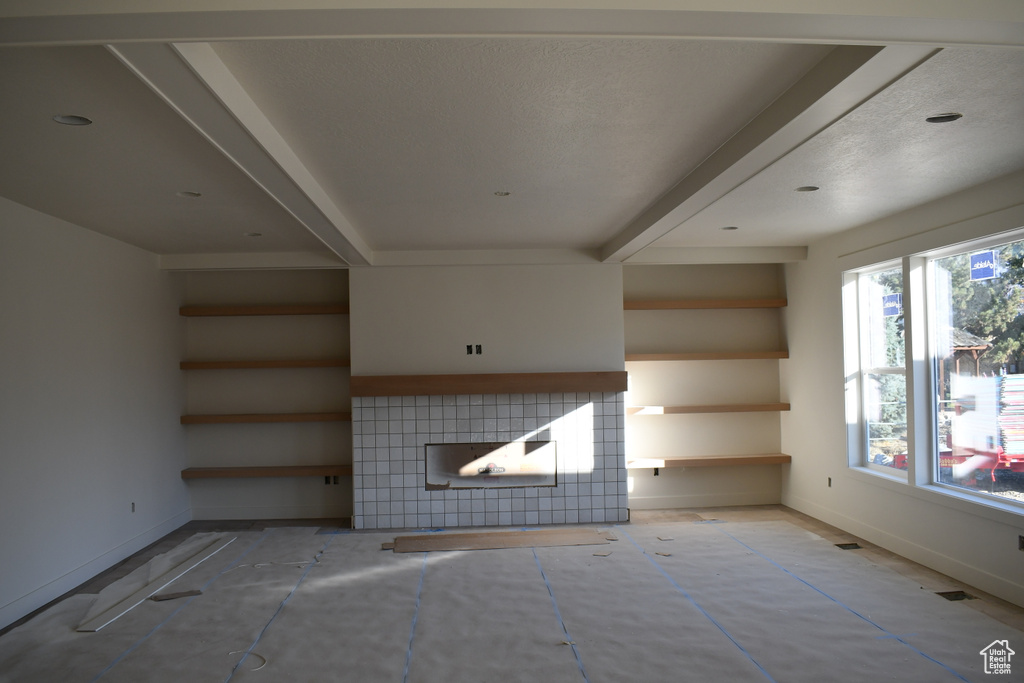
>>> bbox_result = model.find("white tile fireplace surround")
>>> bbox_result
[351,391,627,529]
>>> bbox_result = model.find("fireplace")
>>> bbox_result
[350,372,627,529]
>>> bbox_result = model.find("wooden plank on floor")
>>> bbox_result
[150,589,202,602]
[390,527,616,553]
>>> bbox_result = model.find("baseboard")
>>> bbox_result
[0,509,192,631]
[627,491,781,510]
[191,504,350,520]
[784,493,1024,608]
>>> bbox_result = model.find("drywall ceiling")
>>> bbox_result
[209,38,830,252]
[651,47,1024,249]
[0,45,329,256]
[0,2,1022,268]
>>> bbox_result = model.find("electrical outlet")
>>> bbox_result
[466,344,473,355]
[131,502,135,513]
[475,344,482,354]
[1018,534,1024,551]
[828,477,832,488]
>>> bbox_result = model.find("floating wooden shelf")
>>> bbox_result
[180,412,352,425]
[181,465,353,479]
[625,351,789,361]
[624,298,787,310]
[627,403,790,415]
[351,371,628,397]
[180,358,350,370]
[179,304,348,317]
[626,453,792,468]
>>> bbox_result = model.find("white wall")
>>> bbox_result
[781,170,1024,607]
[0,197,189,630]
[350,264,624,375]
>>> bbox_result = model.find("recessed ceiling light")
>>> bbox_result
[795,186,820,192]
[721,226,739,231]
[245,232,262,238]
[176,191,202,198]
[52,114,92,126]
[494,191,511,197]
[926,113,963,124]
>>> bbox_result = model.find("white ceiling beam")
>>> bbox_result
[2,3,1023,47]
[159,251,348,271]
[108,42,373,266]
[2,0,1023,18]
[373,249,602,267]
[625,247,807,264]
[599,44,939,263]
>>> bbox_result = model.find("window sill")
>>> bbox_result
[846,466,1023,527]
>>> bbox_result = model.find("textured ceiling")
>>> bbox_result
[211,38,831,251]
[0,46,329,256]
[653,47,1024,248]
[0,3,1022,268]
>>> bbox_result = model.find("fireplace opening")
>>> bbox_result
[425,441,557,490]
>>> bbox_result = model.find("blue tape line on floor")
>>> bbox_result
[616,526,776,683]
[713,526,971,683]
[402,552,429,683]
[91,530,272,682]
[533,548,590,683]
[224,534,336,683]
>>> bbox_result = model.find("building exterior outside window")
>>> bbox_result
[931,240,1024,503]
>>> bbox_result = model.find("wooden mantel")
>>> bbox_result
[350,371,628,397]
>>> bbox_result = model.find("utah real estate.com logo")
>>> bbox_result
[980,640,1014,675]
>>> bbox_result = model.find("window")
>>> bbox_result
[859,267,907,471]
[845,234,1024,510]
[930,240,1024,504]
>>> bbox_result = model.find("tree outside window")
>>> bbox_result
[862,268,906,469]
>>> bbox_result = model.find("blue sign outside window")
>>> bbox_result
[970,250,997,281]
[882,293,902,317]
